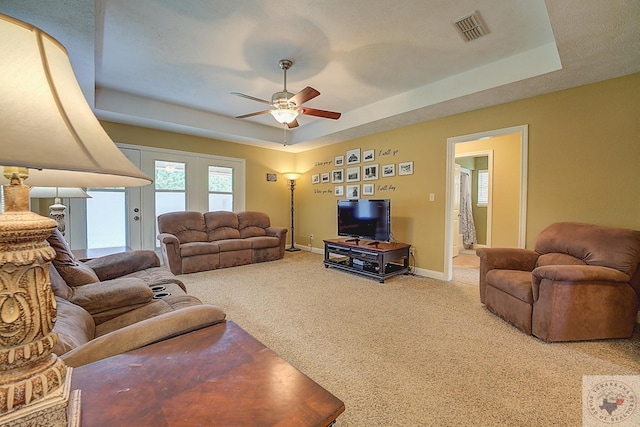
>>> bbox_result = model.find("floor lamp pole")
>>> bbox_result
[286,177,300,252]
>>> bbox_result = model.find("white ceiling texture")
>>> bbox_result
[2,1,639,152]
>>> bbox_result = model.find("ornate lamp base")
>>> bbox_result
[0,370,80,427]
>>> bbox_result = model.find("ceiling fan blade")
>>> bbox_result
[300,107,341,120]
[236,110,272,119]
[231,92,272,105]
[290,86,320,106]
[285,119,299,129]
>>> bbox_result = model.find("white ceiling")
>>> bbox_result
[2,1,639,152]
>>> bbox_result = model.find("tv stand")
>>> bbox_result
[323,238,411,283]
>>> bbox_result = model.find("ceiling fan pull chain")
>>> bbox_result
[283,123,287,146]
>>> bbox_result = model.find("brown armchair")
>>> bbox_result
[477,222,640,342]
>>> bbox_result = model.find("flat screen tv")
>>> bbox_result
[337,199,391,243]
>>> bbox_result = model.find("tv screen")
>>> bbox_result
[337,199,391,242]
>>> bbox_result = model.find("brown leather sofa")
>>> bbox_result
[157,211,287,275]
[46,229,226,366]
[477,222,640,342]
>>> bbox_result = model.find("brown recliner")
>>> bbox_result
[477,222,640,342]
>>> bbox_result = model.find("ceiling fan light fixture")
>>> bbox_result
[271,107,300,124]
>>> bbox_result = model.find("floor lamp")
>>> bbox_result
[284,173,301,252]
[0,13,152,426]
[29,187,92,235]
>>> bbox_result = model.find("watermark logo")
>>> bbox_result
[583,376,639,426]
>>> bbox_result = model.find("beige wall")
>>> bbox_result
[456,134,521,248]
[98,72,640,275]
[100,123,296,231]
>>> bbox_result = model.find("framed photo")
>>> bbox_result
[362,183,374,196]
[346,184,360,199]
[363,149,375,162]
[363,164,379,181]
[332,169,344,183]
[346,148,361,165]
[334,185,344,197]
[266,173,277,182]
[398,161,414,176]
[321,172,330,183]
[346,166,360,182]
[312,174,320,184]
[382,164,395,177]
[335,155,344,167]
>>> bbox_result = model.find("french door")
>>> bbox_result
[69,144,245,251]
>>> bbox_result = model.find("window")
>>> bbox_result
[477,169,488,207]
[155,161,186,240]
[208,166,233,211]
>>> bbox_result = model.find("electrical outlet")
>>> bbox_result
[310,234,314,240]
[410,248,415,256]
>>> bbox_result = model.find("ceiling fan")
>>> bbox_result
[232,59,341,129]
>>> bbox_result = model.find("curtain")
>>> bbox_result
[460,171,477,247]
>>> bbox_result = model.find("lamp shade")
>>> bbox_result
[284,172,301,180]
[29,187,91,198]
[0,13,152,188]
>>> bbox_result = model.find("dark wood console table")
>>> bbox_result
[323,238,410,283]
[71,321,344,426]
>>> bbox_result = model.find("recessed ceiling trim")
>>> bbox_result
[453,10,488,42]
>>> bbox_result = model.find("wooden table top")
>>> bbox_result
[71,321,344,426]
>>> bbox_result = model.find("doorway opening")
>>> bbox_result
[444,125,528,281]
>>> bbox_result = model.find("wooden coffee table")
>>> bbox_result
[71,321,344,426]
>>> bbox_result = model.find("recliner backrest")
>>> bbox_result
[533,222,640,277]
[158,211,208,243]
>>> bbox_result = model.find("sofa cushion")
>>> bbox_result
[47,228,100,286]
[204,211,241,240]
[69,278,154,315]
[49,264,73,300]
[486,270,533,304]
[238,211,270,238]
[158,211,209,243]
[216,239,252,251]
[181,241,221,257]
[246,236,281,249]
[53,298,95,355]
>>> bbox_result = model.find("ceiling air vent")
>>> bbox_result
[452,10,488,42]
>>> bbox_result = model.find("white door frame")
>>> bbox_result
[444,124,528,281]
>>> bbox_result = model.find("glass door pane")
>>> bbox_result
[87,189,126,248]
[208,165,233,211]
[155,160,186,246]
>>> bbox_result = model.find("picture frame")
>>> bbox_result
[266,173,277,182]
[363,149,375,162]
[362,183,374,196]
[332,169,344,183]
[398,161,414,176]
[312,174,320,184]
[363,164,379,181]
[382,163,395,177]
[346,166,360,182]
[334,185,344,197]
[346,184,360,199]
[321,172,330,183]
[346,148,361,165]
[335,155,344,167]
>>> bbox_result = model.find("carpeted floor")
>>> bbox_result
[179,251,640,426]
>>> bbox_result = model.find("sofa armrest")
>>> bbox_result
[60,306,227,367]
[69,277,153,318]
[85,250,160,281]
[266,226,287,240]
[476,248,539,303]
[158,232,182,275]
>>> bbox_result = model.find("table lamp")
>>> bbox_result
[29,187,92,235]
[0,12,152,426]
